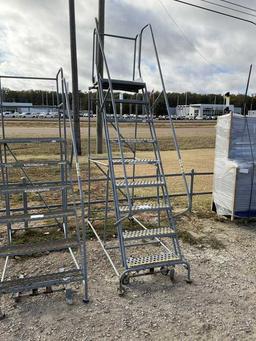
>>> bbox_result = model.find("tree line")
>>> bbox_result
[2,88,254,115]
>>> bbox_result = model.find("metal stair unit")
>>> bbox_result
[88,19,191,294]
[0,69,88,318]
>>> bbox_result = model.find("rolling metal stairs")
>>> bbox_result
[0,70,88,317]
[88,20,191,294]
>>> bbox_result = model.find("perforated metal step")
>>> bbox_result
[0,269,83,294]
[127,253,180,269]
[0,209,76,224]
[116,180,164,188]
[112,158,159,165]
[0,238,79,257]
[111,138,155,144]
[123,227,175,240]
[106,116,151,123]
[0,138,65,144]
[112,99,148,105]
[0,183,70,194]
[0,160,69,168]
[119,203,170,213]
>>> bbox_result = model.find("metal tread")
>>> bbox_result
[0,238,79,257]
[89,158,159,165]
[111,138,155,144]
[0,160,69,168]
[127,252,180,269]
[0,137,65,144]
[116,180,164,188]
[112,99,148,105]
[0,269,83,294]
[112,158,159,165]
[99,78,146,92]
[123,227,175,240]
[119,203,170,213]
[0,183,71,194]
[106,117,152,123]
[0,209,76,224]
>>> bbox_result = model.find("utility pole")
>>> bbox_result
[69,0,81,155]
[96,0,105,154]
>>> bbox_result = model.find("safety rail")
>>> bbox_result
[2,170,213,215]
[92,18,135,215]
[92,27,138,83]
[91,21,191,215]
[137,24,191,212]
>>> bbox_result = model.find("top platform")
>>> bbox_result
[94,79,145,93]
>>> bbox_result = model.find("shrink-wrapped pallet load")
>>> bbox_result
[213,113,256,219]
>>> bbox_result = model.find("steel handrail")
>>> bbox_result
[63,77,89,302]
[137,24,191,214]
[92,27,138,84]
[93,18,131,265]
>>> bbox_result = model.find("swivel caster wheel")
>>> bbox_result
[169,267,175,282]
[65,288,74,305]
[121,274,130,286]
[160,266,169,276]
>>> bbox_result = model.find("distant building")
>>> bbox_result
[248,110,256,117]
[176,103,241,119]
[2,101,32,112]
[1,102,48,113]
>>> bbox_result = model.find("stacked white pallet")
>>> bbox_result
[213,113,256,218]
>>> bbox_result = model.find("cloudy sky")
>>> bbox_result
[0,0,256,94]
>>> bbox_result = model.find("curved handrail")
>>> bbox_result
[92,29,96,84]
[56,67,63,80]
[137,24,191,213]
[63,77,89,301]
[93,18,132,208]
[93,18,132,264]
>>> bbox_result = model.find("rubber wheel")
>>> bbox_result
[160,266,169,276]
[65,288,74,305]
[121,274,130,285]
[169,267,175,282]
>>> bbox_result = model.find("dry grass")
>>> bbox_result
[1,121,216,217]
[111,148,214,196]
[2,119,216,152]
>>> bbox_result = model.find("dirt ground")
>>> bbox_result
[1,213,256,341]
[2,121,255,340]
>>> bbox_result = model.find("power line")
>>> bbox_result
[173,0,256,26]
[219,0,256,13]
[158,0,217,68]
[200,0,256,18]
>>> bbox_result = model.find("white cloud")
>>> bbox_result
[0,0,256,94]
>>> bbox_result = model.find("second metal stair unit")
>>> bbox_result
[0,69,88,318]
[89,20,191,294]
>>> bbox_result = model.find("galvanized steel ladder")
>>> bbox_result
[89,20,191,294]
[0,69,88,318]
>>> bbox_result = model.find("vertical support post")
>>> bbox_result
[88,91,92,221]
[22,177,28,229]
[103,169,110,245]
[69,0,81,155]
[189,169,194,213]
[52,90,54,107]
[119,93,123,116]
[96,0,105,154]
